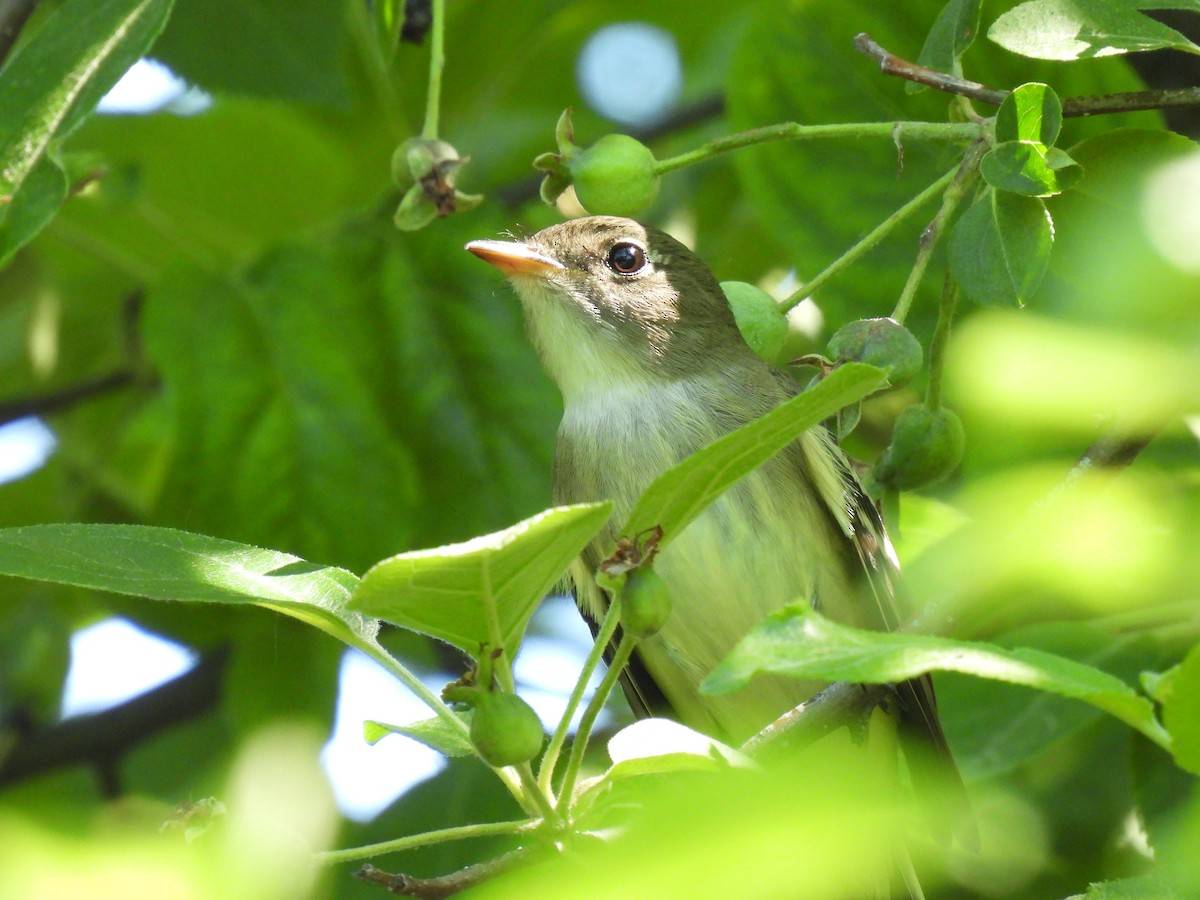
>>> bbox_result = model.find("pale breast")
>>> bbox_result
[555,376,858,743]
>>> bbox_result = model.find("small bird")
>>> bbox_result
[465,216,951,759]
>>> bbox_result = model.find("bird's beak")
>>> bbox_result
[465,239,565,278]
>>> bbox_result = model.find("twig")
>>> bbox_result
[354,847,533,898]
[0,649,227,789]
[741,682,892,755]
[855,32,1007,106]
[318,819,538,867]
[855,32,1200,117]
[785,164,959,311]
[890,139,984,324]
[0,369,139,428]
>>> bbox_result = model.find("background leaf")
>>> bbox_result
[989,0,1200,60]
[152,0,350,104]
[912,0,984,91]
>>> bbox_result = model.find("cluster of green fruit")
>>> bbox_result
[718,284,964,491]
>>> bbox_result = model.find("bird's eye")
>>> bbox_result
[606,242,647,275]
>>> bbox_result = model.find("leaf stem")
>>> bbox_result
[420,0,445,139]
[538,596,622,796]
[515,761,561,825]
[783,166,957,312]
[315,817,538,865]
[653,121,981,176]
[891,139,986,324]
[924,274,958,412]
[353,636,529,810]
[555,630,636,815]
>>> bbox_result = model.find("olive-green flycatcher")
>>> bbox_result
[466,216,949,759]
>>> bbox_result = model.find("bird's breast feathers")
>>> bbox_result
[555,377,858,740]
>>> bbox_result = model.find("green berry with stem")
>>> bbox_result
[568,134,660,217]
[873,404,965,490]
[621,568,673,639]
[469,691,544,768]
[828,317,923,388]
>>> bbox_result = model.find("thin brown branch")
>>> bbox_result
[855,32,1200,117]
[854,33,1007,106]
[0,650,227,789]
[0,369,139,428]
[355,848,533,898]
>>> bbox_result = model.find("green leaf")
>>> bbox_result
[994,82,1062,145]
[143,248,421,573]
[365,715,475,758]
[702,605,1168,746]
[948,189,1054,305]
[0,523,376,647]
[152,0,350,105]
[0,0,174,264]
[910,0,983,92]
[989,0,1200,60]
[937,623,1161,779]
[980,140,1083,196]
[0,156,69,266]
[621,363,887,543]
[349,503,613,655]
[1156,643,1200,775]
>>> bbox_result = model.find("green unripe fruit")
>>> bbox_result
[621,568,673,639]
[470,691,544,768]
[721,281,789,363]
[873,405,965,490]
[827,317,923,388]
[568,134,660,217]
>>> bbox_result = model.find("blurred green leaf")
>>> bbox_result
[1158,644,1200,774]
[0,0,174,264]
[623,363,887,543]
[366,714,475,758]
[995,82,1062,145]
[980,140,1082,196]
[703,605,1168,745]
[152,0,350,104]
[349,503,612,655]
[143,247,420,573]
[948,189,1053,305]
[989,0,1200,61]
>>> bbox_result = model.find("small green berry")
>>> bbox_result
[621,568,673,639]
[873,405,965,490]
[568,134,660,217]
[469,692,544,768]
[721,281,789,363]
[827,317,923,388]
